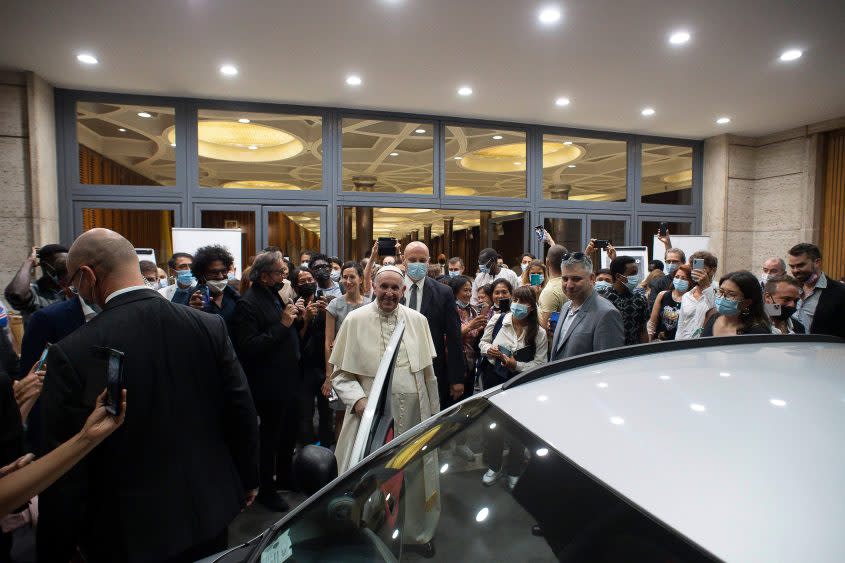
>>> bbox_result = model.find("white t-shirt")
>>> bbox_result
[470,267,522,306]
[675,285,716,340]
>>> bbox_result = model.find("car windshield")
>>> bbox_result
[255,398,714,562]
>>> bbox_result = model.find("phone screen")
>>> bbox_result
[35,344,50,372]
[595,239,609,249]
[534,226,545,240]
[530,273,543,286]
[498,344,512,358]
[693,259,705,270]
[105,349,125,416]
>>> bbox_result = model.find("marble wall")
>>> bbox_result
[0,71,59,299]
[702,121,833,276]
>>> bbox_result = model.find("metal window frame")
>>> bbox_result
[56,88,705,260]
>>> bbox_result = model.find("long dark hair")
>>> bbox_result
[719,270,771,333]
[512,286,539,346]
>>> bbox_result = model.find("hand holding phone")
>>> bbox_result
[594,239,609,249]
[658,222,669,236]
[534,225,545,241]
[35,344,51,372]
[104,348,126,416]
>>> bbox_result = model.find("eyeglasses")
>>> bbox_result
[562,252,586,261]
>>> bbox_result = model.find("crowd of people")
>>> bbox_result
[0,226,843,561]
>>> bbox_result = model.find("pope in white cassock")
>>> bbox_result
[330,265,441,545]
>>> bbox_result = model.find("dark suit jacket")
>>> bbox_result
[37,289,259,563]
[21,296,85,378]
[810,277,845,339]
[234,283,301,401]
[418,277,463,393]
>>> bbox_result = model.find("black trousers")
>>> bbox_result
[255,399,297,494]
[482,421,524,476]
[297,366,334,447]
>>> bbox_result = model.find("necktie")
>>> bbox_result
[409,283,418,311]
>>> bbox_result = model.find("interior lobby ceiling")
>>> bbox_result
[3,0,843,139]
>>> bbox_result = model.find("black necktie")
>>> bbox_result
[409,284,418,311]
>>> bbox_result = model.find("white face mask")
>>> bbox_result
[207,279,229,293]
[330,270,341,282]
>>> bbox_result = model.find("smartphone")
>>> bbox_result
[498,344,513,358]
[327,388,339,403]
[549,311,560,333]
[659,222,669,236]
[200,285,210,307]
[530,273,543,286]
[764,303,782,317]
[594,239,609,249]
[693,258,705,271]
[104,348,126,416]
[497,298,511,313]
[534,225,545,241]
[378,237,397,257]
[35,344,51,372]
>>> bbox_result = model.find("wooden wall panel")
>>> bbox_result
[200,211,255,273]
[78,145,160,185]
[821,130,845,280]
[83,208,173,267]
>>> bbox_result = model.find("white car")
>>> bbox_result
[205,334,845,562]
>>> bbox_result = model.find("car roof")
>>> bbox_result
[490,337,845,562]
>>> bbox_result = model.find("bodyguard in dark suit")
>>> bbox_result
[37,229,259,563]
[234,250,302,513]
[402,242,464,408]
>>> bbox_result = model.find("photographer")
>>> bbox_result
[4,245,69,326]
[675,251,718,340]
[188,245,241,337]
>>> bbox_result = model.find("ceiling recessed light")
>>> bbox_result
[610,416,625,425]
[563,141,573,145]
[137,112,152,118]
[538,6,561,24]
[219,64,238,76]
[248,145,258,150]
[716,117,731,125]
[513,161,522,166]
[457,86,473,96]
[118,128,126,132]
[779,49,802,62]
[238,118,251,124]
[567,164,577,168]
[170,143,176,147]
[690,403,707,413]
[641,107,656,117]
[454,156,463,160]
[389,152,399,156]
[668,30,691,45]
[346,75,362,86]
[76,53,98,65]
[555,97,571,107]
[492,135,503,140]
[770,398,787,407]
[415,128,426,134]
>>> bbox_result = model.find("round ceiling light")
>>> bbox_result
[118,128,126,132]
[221,180,302,190]
[538,6,561,24]
[555,97,571,107]
[492,135,503,140]
[662,169,693,185]
[238,118,251,124]
[415,128,426,134]
[172,121,305,162]
[389,152,399,156]
[668,30,691,45]
[716,116,731,125]
[641,107,656,117]
[219,64,238,76]
[346,75,362,86]
[77,53,98,65]
[457,86,473,96]
[779,49,802,62]
[137,112,153,118]
[459,141,584,172]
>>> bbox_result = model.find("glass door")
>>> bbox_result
[262,205,326,263]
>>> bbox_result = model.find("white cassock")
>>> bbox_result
[330,301,441,544]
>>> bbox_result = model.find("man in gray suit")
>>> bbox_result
[550,253,625,360]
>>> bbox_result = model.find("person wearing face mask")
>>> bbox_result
[329,257,343,285]
[308,253,344,299]
[470,247,521,306]
[648,237,687,312]
[519,253,536,275]
[158,252,195,302]
[478,286,547,488]
[447,257,465,278]
[701,271,772,336]
[763,275,806,335]
[234,251,300,512]
[448,275,487,393]
[675,251,718,340]
[594,269,614,296]
[759,257,786,289]
[139,260,159,290]
[187,245,241,338]
[787,243,845,338]
[4,244,70,327]
[38,229,259,562]
[156,267,168,289]
[299,249,314,270]
[603,256,649,345]
[647,264,693,341]
[403,242,465,410]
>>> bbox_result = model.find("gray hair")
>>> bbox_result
[665,247,686,262]
[561,253,593,273]
[249,250,284,283]
[764,257,787,271]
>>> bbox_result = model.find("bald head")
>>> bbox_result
[68,228,139,277]
[403,241,430,263]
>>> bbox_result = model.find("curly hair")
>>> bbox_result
[192,245,234,280]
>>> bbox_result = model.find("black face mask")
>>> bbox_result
[299,283,317,297]
[272,282,285,293]
[313,269,331,282]
[776,305,797,320]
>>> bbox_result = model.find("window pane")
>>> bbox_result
[640,220,692,249]
[82,208,174,267]
[77,102,176,186]
[543,217,582,257]
[445,126,526,198]
[340,207,525,269]
[641,144,693,205]
[342,118,434,193]
[543,135,627,202]
[267,211,321,260]
[199,210,256,274]
[197,110,322,190]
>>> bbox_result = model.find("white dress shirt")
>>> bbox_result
[404,276,426,312]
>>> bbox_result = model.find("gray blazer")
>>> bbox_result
[550,291,625,361]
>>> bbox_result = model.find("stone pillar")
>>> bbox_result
[423,224,432,247]
[355,207,373,262]
[410,229,419,242]
[343,209,353,261]
[548,184,572,248]
[479,211,491,249]
[443,217,454,258]
[352,175,377,192]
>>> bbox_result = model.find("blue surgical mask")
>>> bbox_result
[456,299,469,309]
[625,276,639,291]
[665,263,679,275]
[510,302,530,320]
[715,296,740,316]
[448,271,460,278]
[176,269,196,288]
[158,279,168,289]
[673,278,690,292]
[595,280,612,293]
[227,272,237,281]
[406,262,427,282]
[479,264,490,275]
[520,263,529,273]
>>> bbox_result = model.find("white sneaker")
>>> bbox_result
[481,469,500,486]
[507,475,520,490]
[454,445,475,462]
